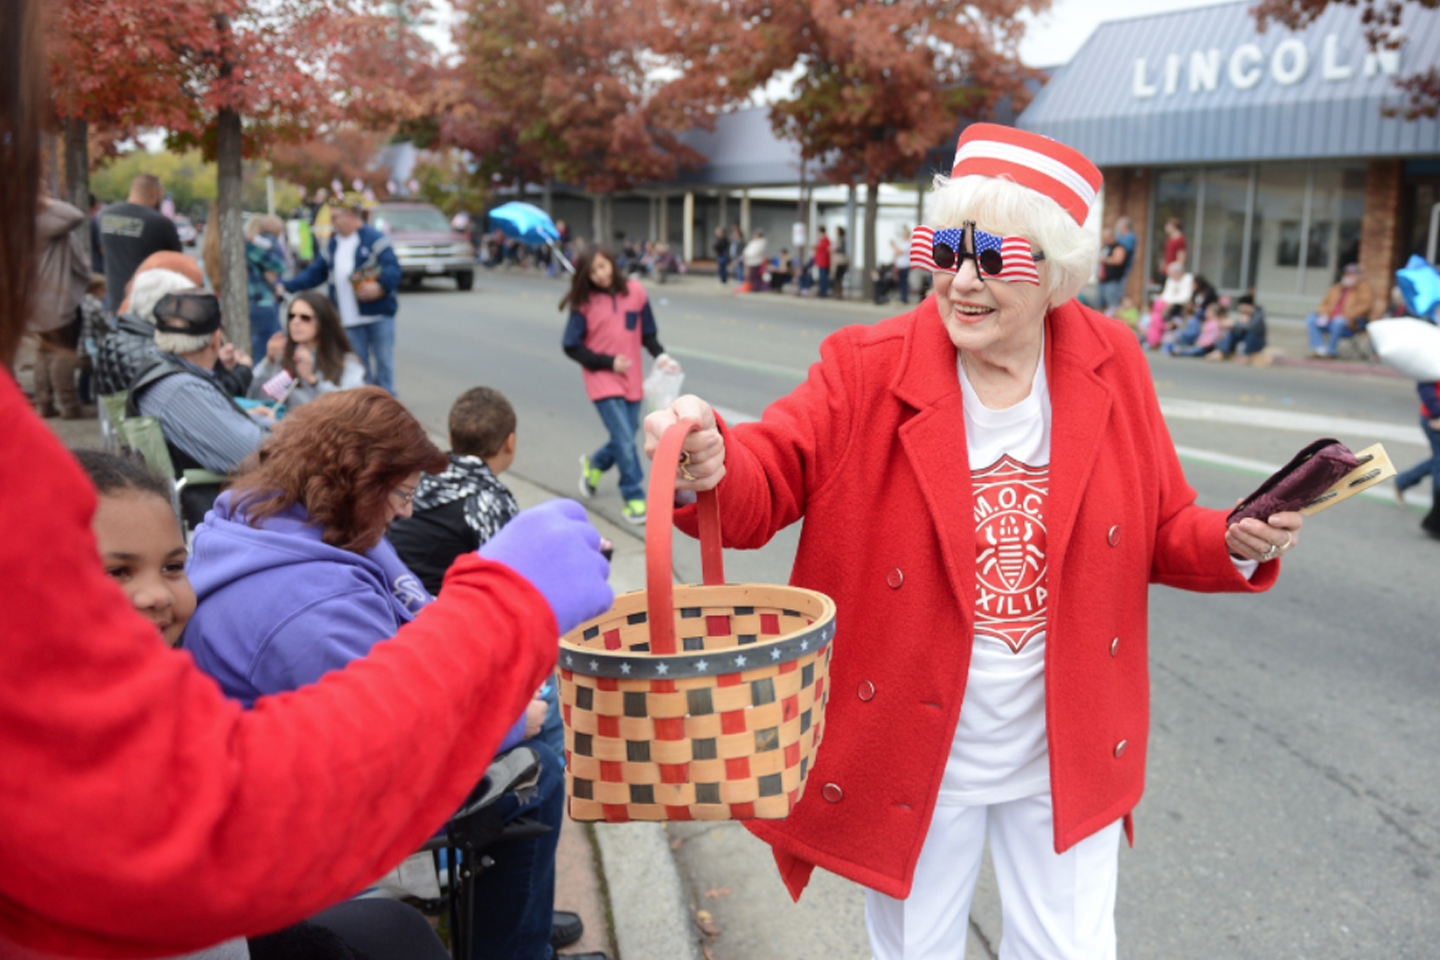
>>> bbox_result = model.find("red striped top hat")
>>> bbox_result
[951,124,1102,226]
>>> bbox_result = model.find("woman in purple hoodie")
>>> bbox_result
[183,387,593,960]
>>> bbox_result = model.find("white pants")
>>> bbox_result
[864,794,1121,960]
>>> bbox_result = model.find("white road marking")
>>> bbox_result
[1158,397,1426,447]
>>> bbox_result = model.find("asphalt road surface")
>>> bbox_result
[390,271,1438,960]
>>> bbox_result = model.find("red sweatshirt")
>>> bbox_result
[0,373,557,958]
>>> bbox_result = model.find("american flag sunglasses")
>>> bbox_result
[909,222,1044,286]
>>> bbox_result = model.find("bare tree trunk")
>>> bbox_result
[216,107,249,350]
[63,117,90,266]
[863,180,879,303]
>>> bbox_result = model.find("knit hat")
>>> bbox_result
[951,124,1102,226]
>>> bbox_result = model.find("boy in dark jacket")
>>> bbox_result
[388,386,520,595]
[386,388,599,957]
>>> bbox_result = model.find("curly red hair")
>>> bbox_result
[229,387,447,553]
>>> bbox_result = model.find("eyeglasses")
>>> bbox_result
[287,311,316,322]
[391,486,418,505]
[909,222,1044,286]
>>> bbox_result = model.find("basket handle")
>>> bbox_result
[646,418,724,655]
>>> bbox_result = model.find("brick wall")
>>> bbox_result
[1100,166,1153,304]
[1359,160,1404,317]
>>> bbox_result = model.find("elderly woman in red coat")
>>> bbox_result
[644,125,1303,960]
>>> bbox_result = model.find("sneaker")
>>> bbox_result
[578,456,602,499]
[1394,481,1409,507]
[622,499,647,525]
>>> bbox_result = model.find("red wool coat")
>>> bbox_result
[675,297,1279,901]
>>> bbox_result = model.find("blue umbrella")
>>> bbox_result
[488,202,573,274]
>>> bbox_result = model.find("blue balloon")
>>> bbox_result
[1396,254,1440,321]
[487,202,561,246]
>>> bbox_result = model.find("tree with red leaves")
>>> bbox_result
[444,0,717,214]
[657,0,1044,297]
[1253,0,1440,118]
[46,1,433,345]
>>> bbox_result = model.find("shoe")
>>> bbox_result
[579,456,602,499]
[552,911,584,950]
[557,953,609,960]
[35,404,58,419]
[1394,481,1409,507]
[622,499,647,525]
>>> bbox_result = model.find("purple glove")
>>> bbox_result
[479,499,613,635]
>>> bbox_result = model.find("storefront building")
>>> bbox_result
[1017,0,1440,317]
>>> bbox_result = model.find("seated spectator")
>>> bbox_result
[128,291,273,526]
[75,447,456,960]
[1306,263,1375,357]
[95,254,254,399]
[249,291,365,410]
[770,249,794,291]
[1114,294,1140,329]
[78,450,196,648]
[95,266,196,396]
[388,386,520,596]
[742,230,767,289]
[180,388,594,960]
[1383,284,1411,319]
[1213,294,1268,361]
[1144,261,1194,349]
[1167,302,1226,357]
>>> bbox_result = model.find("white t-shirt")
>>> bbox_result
[937,352,1258,808]
[332,232,363,328]
[939,354,1053,807]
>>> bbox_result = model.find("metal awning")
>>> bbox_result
[1017,0,1440,167]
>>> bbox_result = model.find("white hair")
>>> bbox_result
[154,329,214,356]
[926,174,1099,308]
[128,269,199,325]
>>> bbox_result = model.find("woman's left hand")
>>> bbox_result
[1225,511,1304,564]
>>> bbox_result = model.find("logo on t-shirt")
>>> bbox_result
[973,455,1049,654]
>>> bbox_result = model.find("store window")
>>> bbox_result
[1195,167,1250,292]
[1249,164,1310,314]
[1303,166,1366,301]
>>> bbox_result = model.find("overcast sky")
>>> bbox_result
[1018,0,1242,67]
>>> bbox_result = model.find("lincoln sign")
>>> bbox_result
[1132,35,1403,99]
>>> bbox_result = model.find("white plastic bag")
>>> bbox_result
[1368,318,1440,382]
[643,355,685,414]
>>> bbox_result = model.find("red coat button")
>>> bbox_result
[1114,740,1128,758]
[822,783,844,803]
[1107,525,1121,546]
[886,568,904,589]
[1110,637,1119,657]
[857,680,876,701]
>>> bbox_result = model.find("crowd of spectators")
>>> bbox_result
[24,198,609,949]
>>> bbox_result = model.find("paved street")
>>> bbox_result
[391,271,1438,960]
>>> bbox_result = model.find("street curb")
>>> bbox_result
[593,823,704,960]
[501,467,703,960]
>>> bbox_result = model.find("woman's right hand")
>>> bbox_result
[643,395,726,492]
[265,331,286,363]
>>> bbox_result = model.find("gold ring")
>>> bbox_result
[678,450,692,467]
[679,465,698,482]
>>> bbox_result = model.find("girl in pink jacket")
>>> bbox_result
[562,248,678,524]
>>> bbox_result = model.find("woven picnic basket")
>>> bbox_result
[559,419,837,822]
